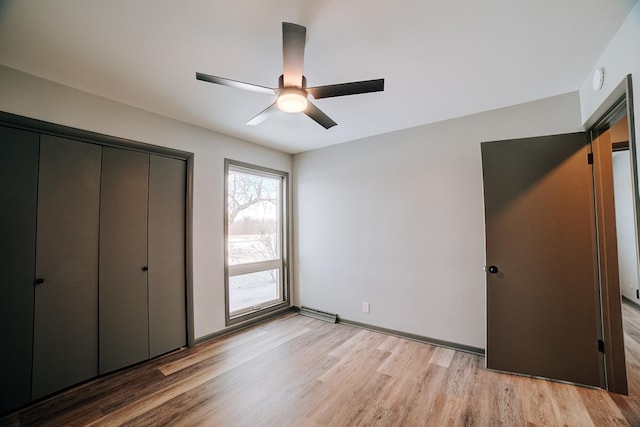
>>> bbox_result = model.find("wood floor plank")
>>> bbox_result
[577,386,629,426]
[544,380,596,426]
[611,393,640,427]
[400,364,451,425]
[431,393,466,426]
[376,338,435,378]
[429,346,455,368]
[485,373,526,426]
[459,364,501,425]
[306,353,392,425]
[521,378,568,426]
[444,350,483,398]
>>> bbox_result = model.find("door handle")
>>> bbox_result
[487,265,499,274]
[35,278,45,285]
[142,266,148,271]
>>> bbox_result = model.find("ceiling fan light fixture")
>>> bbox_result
[277,88,308,113]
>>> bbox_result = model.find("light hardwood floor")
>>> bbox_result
[3,303,640,426]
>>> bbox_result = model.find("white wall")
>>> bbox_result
[613,150,640,301]
[0,65,292,340]
[293,92,583,349]
[580,1,640,128]
[580,2,640,302]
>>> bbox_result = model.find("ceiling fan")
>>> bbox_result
[196,22,385,129]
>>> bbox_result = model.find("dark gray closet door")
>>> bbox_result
[148,155,187,357]
[99,147,149,374]
[0,126,39,413]
[32,135,101,400]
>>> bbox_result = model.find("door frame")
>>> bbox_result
[585,74,636,394]
[0,111,195,349]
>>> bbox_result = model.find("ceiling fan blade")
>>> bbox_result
[282,22,306,88]
[307,78,385,99]
[246,102,279,126]
[196,72,277,96]
[305,101,337,129]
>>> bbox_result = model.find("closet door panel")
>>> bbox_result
[99,147,149,374]
[0,127,39,413]
[148,155,187,357]
[32,135,101,400]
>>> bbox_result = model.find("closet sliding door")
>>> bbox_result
[0,126,39,413]
[99,147,150,374]
[32,135,101,400]
[148,155,187,357]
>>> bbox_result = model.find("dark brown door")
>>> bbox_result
[482,132,604,387]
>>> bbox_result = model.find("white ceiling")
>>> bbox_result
[0,1,636,153]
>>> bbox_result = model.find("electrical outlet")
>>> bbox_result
[362,302,370,313]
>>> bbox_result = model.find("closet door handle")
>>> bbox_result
[35,278,45,285]
[142,266,148,271]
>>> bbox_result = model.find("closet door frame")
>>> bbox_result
[0,111,195,349]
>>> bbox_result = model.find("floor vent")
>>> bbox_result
[299,306,338,323]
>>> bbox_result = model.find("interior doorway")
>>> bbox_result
[588,75,637,395]
[609,116,639,305]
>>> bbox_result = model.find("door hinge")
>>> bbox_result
[587,153,594,164]
[598,339,605,353]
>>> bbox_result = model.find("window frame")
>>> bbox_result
[224,159,289,325]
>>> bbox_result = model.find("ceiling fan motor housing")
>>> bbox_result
[279,74,307,89]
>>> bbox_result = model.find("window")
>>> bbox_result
[224,159,289,324]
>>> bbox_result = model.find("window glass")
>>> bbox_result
[228,269,279,313]
[227,171,279,265]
